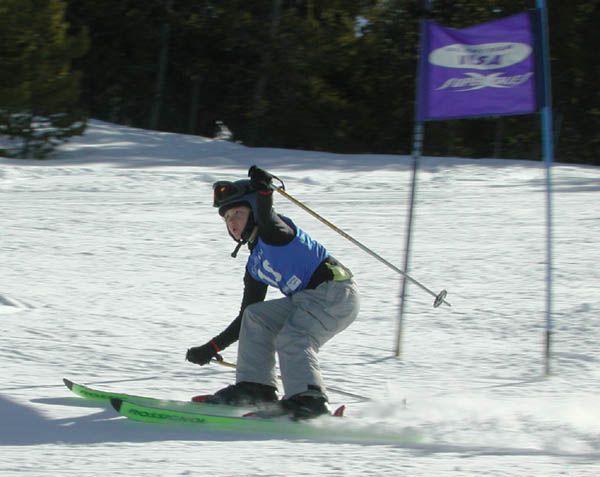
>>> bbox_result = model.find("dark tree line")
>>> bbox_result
[0,0,87,158]
[1,0,598,163]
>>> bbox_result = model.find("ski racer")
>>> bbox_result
[185,165,360,419]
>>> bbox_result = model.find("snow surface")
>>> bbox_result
[1,120,599,476]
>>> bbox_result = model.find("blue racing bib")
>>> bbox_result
[247,220,328,296]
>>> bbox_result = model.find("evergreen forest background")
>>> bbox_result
[1,0,598,164]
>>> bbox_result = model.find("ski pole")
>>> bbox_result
[211,357,372,402]
[272,186,451,308]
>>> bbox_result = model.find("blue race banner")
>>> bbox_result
[418,12,538,120]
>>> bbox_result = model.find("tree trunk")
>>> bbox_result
[149,0,173,130]
[246,0,283,144]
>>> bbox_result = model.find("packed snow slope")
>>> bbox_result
[1,120,599,476]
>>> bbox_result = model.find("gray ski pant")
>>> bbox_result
[236,279,360,398]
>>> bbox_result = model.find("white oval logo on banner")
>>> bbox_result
[429,42,532,70]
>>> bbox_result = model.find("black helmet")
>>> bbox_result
[213,179,258,258]
[213,179,258,218]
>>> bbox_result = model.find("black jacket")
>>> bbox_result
[211,190,342,351]
[212,190,293,351]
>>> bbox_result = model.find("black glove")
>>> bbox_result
[185,340,222,366]
[248,165,273,191]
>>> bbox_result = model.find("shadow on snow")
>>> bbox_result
[2,393,599,462]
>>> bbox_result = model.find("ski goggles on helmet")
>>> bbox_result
[212,180,253,208]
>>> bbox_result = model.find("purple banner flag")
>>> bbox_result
[418,12,538,121]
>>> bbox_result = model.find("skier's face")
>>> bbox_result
[223,205,251,241]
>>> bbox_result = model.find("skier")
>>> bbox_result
[186,165,360,419]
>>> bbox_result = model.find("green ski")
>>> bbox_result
[110,398,421,444]
[63,378,249,416]
[113,397,342,438]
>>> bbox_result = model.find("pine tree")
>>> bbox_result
[0,0,88,158]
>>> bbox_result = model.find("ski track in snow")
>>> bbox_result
[1,120,599,476]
